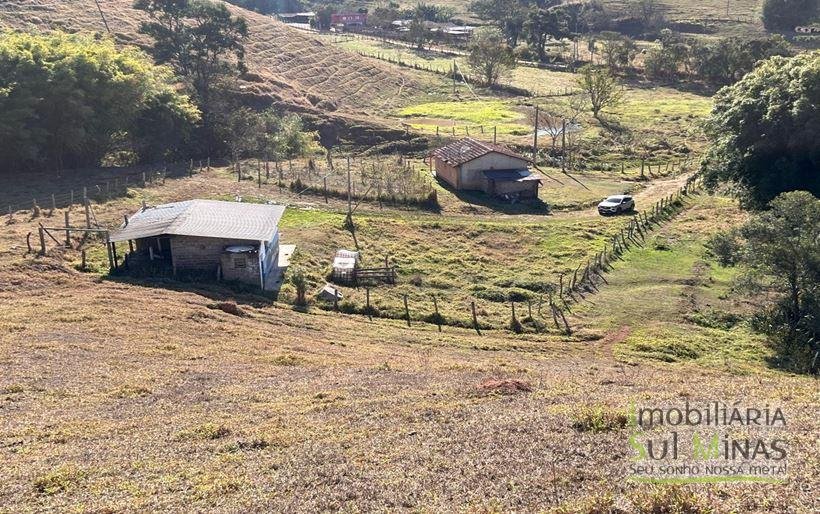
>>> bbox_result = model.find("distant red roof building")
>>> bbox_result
[331,13,367,26]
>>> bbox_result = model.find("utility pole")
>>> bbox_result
[561,119,566,173]
[452,59,457,95]
[532,105,539,164]
[346,156,352,219]
[93,0,111,34]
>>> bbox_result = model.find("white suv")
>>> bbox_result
[598,195,635,215]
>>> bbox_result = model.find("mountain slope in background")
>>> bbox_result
[0,0,431,144]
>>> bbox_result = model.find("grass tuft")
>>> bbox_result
[571,405,629,433]
[33,465,85,495]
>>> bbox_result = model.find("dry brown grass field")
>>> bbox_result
[1,1,818,511]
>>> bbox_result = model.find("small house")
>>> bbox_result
[277,11,316,28]
[430,138,544,200]
[110,200,286,290]
[331,12,367,27]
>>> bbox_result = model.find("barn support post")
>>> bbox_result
[111,242,118,270]
[105,233,113,270]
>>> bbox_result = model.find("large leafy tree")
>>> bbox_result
[469,0,530,47]
[0,31,198,172]
[467,26,515,86]
[702,51,820,208]
[598,31,638,71]
[761,0,819,31]
[689,36,790,86]
[710,191,820,373]
[135,0,248,152]
[524,4,567,62]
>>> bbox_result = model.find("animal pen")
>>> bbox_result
[246,154,437,208]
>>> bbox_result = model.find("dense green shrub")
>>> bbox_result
[0,31,199,171]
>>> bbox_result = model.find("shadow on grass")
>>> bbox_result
[105,270,280,307]
[437,179,552,215]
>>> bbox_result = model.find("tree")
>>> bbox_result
[258,110,312,163]
[224,106,263,176]
[0,31,198,172]
[631,0,666,31]
[710,192,819,373]
[599,31,638,71]
[575,65,624,120]
[135,0,248,153]
[314,4,336,30]
[407,13,431,50]
[643,29,690,80]
[289,265,308,306]
[469,0,530,47]
[702,51,820,208]
[690,35,791,86]
[761,0,819,31]
[524,5,568,62]
[467,26,515,86]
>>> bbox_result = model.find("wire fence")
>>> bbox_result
[3,160,210,216]
[303,171,704,334]
[15,149,701,335]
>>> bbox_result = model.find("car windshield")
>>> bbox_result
[605,196,623,202]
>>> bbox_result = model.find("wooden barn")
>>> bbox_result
[110,200,286,290]
[430,138,544,200]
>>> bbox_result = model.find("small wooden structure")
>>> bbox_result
[331,250,397,285]
[110,200,286,290]
[429,138,544,200]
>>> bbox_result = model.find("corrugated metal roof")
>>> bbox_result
[431,138,530,167]
[483,169,544,182]
[110,200,285,243]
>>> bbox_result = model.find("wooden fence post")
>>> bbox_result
[84,198,91,229]
[64,211,71,247]
[432,295,442,332]
[471,301,481,336]
[366,287,372,321]
[403,294,411,327]
[38,226,46,255]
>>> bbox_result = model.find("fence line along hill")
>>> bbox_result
[0,0,430,141]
